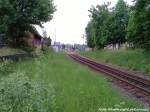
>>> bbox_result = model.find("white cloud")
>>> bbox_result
[37,0,133,44]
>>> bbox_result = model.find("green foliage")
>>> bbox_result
[81,49,150,75]
[0,0,55,26]
[113,0,129,45]
[0,0,55,46]
[87,3,111,49]
[42,46,53,54]
[86,0,129,49]
[85,21,95,49]
[0,71,55,112]
[0,61,14,77]
[126,10,136,43]
[127,0,150,49]
[86,0,150,50]
[7,53,141,112]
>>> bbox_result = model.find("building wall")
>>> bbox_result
[26,32,42,49]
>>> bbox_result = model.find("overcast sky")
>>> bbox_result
[37,0,133,44]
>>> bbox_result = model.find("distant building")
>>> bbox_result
[65,44,74,52]
[74,44,86,51]
[54,42,61,46]
[104,43,129,50]
[26,32,42,49]
[52,42,88,52]
[52,42,62,52]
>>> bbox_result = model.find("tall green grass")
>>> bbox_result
[0,53,142,112]
[81,49,150,75]
[0,72,55,112]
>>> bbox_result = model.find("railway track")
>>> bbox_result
[68,53,150,106]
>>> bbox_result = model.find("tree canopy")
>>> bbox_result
[0,0,55,46]
[86,1,129,49]
[113,0,129,45]
[127,0,150,49]
[86,0,150,50]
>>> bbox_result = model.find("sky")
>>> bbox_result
[37,0,133,45]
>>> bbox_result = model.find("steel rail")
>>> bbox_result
[69,53,150,95]
[70,53,150,89]
[75,54,150,86]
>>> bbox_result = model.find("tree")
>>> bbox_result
[88,3,110,49]
[113,0,129,47]
[86,0,150,50]
[42,29,48,38]
[85,21,95,49]
[126,10,136,48]
[42,37,52,47]
[86,0,129,49]
[42,29,52,46]
[131,0,150,49]
[0,0,55,46]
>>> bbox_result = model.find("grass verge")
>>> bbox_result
[80,49,150,75]
[0,52,142,112]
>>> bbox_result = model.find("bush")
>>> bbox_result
[42,46,54,54]
[0,61,14,77]
[20,46,36,53]
[0,71,55,112]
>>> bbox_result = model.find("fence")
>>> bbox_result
[0,53,33,62]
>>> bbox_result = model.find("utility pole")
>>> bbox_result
[82,34,85,45]
[54,28,56,42]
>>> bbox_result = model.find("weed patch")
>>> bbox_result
[0,71,55,112]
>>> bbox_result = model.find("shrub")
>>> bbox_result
[42,46,53,54]
[145,64,150,74]
[0,71,55,112]
[0,61,14,77]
